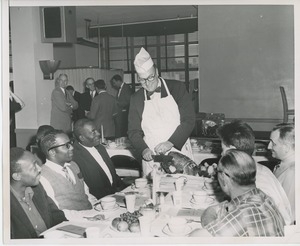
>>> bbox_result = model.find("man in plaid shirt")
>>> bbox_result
[201,149,285,237]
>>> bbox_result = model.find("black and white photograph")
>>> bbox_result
[2,0,299,244]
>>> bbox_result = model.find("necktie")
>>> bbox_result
[147,86,161,97]
[62,166,75,185]
[90,91,94,98]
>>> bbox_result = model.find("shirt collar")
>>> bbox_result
[11,186,34,202]
[79,142,96,151]
[230,188,259,206]
[45,159,70,171]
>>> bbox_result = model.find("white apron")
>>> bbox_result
[141,78,193,176]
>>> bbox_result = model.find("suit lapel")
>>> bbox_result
[10,191,37,237]
[77,142,113,185]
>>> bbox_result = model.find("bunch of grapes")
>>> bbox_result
[120,211,142,225]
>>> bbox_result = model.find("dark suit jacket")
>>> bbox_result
[128,78,195,156]
[79,91,98,116]
[115,83,133,137]
[72,141,126,199]
[10,184,66,239]
[88,91,117,138]
[72,91,83,122]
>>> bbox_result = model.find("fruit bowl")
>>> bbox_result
[111,211,143,233]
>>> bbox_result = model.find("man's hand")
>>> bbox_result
[142,148,154,161]
[154,141,174,154]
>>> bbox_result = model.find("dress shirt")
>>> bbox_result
[90,90,96,98]
[10,186,47,236]
[40,159,98,221]
[204,188,285,237]
[80,143,113,184]
[60,87,65,95]
[273,157,295,223]
[117,82,124,98]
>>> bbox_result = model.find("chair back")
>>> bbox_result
[279,86,288,114]
[110,155,142,178]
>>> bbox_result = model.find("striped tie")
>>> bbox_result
[62,166,75,185]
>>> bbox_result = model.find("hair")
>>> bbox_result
[219,149,256,186]
[217,120,255,155]
[66,85,74,91]
[55,74,68,87]
[10,147,26,179]
[272,123,295,150]
[84,77,95,86]
[73,118,93,142]
[111,74,122,82]
[40,129,65,156]
[36,125,54,146]
[94,79,106,90]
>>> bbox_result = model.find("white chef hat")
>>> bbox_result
[134,47,154,74]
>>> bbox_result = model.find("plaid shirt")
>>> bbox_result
[204,188,285,237]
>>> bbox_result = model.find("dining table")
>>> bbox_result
[40,173,222,239]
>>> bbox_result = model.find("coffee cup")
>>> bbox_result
[100,196,116,210]
[135,178,148,189]
[168,217,187,234]
[43,230,65,239]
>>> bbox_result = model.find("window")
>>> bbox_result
[101,31,198,91]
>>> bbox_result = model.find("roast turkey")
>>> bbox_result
[160,151,199,176]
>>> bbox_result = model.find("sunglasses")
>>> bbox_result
[48,140,74,151]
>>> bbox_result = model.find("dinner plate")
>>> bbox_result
[94,203,119,212]
[162,224,193,237]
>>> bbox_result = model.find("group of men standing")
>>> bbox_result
[50,74,133,139]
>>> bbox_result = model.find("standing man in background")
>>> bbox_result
[110,74,133,137]
[128,48,195,176]
[66,85,81,124]
[268,124,295,224]
[10,81,25,147]
[80,77,97,118]
[50,74,78,134]
[88,79,117,139]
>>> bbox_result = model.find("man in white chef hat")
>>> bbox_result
[128,47,195,176]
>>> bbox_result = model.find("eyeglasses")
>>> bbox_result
[217,169,231,178]
[48,140,74,151]
[138,71,156,84]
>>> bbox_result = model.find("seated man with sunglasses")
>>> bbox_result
[39,130,98,220]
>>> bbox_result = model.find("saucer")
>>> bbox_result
[162,224,193,237]
[94,203,119,212]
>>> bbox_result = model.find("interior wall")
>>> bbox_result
[75,44,98,68]
[198,5,294,130]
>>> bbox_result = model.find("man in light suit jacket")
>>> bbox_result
[88,79,117,138]
[110,74,133,137]
[50,74,78,133]
[72,119,126,199]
